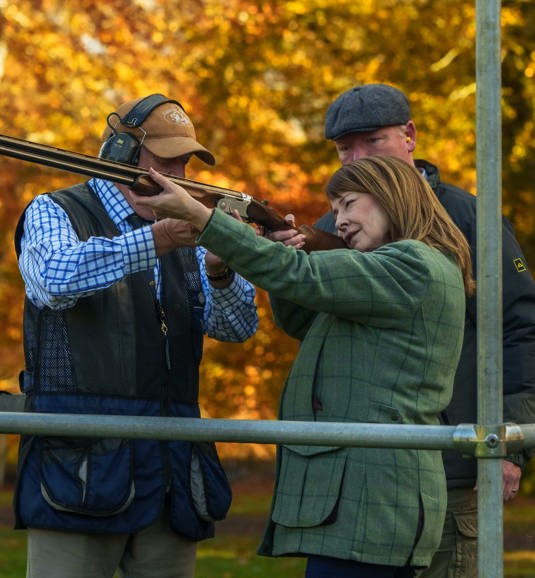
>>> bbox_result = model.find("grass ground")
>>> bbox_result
[0,472,534,577]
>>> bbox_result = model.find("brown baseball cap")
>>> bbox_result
[102,95,216,165]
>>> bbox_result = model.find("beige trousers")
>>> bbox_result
[26,505,197,578]
[416,487,477,578]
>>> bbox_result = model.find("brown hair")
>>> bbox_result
[326,156,475,296]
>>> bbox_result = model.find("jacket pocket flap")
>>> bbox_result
[282,444,342,457]
[369,401,403,423]
[272,446,346,527]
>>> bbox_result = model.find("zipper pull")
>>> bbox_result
[160,319,168,336]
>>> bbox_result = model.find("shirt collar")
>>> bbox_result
[88,178,135,226]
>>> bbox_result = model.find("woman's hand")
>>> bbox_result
[264,214,306,249]
[132,167,212,230]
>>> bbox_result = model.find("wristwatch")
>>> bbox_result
[206,266,234,282]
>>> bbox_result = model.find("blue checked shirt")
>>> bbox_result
[18,178,258,342]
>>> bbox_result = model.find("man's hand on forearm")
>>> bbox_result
[152,218,198,256]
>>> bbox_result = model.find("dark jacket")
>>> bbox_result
[14,184,231,538]
[314,159,535,488]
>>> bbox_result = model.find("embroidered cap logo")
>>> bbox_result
[163,108,191,127]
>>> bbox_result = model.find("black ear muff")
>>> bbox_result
[99,93,182,166]
[99,130,141,165]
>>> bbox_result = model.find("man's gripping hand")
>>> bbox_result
[152,218,198,256]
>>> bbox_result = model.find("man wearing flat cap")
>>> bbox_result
[13,93,258,578]
[269,83,535,577]
[317,83,535,577]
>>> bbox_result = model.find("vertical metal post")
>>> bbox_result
[476,1,503,578]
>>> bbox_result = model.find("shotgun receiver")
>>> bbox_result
[0,134,346,253]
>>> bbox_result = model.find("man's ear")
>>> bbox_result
[405,121,417,151]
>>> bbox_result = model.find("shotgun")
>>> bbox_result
[0,134,346,253]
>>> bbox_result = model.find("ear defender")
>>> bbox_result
[100,94,179,165]
[99,127,141,165]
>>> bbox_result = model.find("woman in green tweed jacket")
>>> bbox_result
[133,156,474,578]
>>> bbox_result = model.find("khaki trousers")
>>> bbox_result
[417,487,477,578]
[26,505,197,578]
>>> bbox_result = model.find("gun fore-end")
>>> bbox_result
[131,175,163,196]
[298,225,347,253]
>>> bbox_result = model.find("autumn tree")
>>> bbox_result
[0,1,533,454]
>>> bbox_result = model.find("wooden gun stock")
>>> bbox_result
[0,134,346,252]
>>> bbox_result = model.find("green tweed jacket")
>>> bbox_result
[198,210,466,568]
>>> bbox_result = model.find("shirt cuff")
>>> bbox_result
[121,227,157,275]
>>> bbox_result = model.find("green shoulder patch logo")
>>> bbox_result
[514,258,527,273]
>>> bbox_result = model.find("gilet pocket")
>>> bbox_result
[39,437,135,517]
[272,444,346,527]
[190,442,232,522]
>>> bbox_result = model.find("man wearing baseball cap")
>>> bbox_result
[14,93,258,578]
[271,83,535,577]
[100,93,216,166]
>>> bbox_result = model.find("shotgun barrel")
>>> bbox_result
[0,133,346,252]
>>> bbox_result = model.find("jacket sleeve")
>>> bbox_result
[197,210,457,328]
[451,200,535,463]
[433,180,535,464]
[267,211,337,338]
[501,218,535,461]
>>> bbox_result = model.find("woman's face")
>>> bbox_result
[330,191,391,251]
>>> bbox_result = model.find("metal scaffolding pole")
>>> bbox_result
[476,1,504,578]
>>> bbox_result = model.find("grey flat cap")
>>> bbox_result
[325,84,411,140]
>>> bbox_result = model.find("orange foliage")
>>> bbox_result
[0,2,534,462]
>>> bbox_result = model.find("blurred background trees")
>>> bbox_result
[0,0,534,462]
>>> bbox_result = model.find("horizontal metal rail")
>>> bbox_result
[0,411,533,454]
[0,411,455,447]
